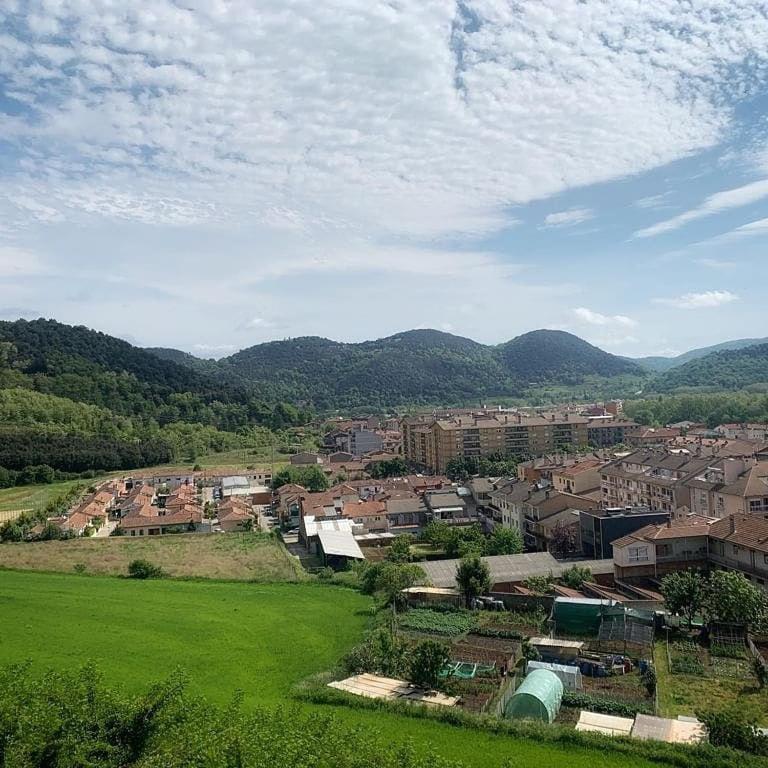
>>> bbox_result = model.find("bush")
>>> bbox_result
[409,639,450,690]
[562,691,653,717]
[399,609,478,636]
[127,559,165,579]
[698,708,768,756]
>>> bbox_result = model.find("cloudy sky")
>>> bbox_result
[1,0,767,358]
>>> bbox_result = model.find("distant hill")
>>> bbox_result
[652,344,768,393]
[634,337,768,372]
[144,347,221,376]
[213,328,645,409]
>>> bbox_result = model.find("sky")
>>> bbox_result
[1,0,767,359]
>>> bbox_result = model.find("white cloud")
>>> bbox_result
[573,307,637,328]
[634,178,768,238]
[653,290,738,309]
[239,317,276,330]
[634,192,673,209]
[543,208,594,228]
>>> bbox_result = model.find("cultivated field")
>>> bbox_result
[0,570,665,768]
[0,479,88,514]
[0,532,304,581]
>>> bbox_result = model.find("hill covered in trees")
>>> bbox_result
[651,344,768,393]
[210,328,645,409]
[634,337,768,372]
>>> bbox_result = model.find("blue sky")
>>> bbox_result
[0,0,767,358]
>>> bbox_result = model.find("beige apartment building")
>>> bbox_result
[402,413,639,473]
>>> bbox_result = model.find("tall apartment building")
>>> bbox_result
[402,413,639,473]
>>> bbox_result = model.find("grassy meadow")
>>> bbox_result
[0,479,88,514]
[0,532,303,581]
[0,570,666,768]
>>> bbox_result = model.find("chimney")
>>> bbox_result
[730,515,737,534]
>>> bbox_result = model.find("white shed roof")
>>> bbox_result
[303,515,355,538]
[318,530,365,560]
[576,711,634,737]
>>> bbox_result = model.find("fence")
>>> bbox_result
[484,673,517,718]
[747,637,768,674]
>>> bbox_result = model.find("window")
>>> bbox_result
[733,545,740,555]
[628,546,649,563]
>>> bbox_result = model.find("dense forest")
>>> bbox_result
[171,328,646,409]
[624,393,768,429]
[0,320,313,480]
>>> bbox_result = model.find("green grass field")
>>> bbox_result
[0,479,87,514]
[0,570,664,768]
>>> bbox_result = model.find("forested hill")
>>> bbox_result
[651,344,768,393]
[211,328,645,409]
[635,336,768,372]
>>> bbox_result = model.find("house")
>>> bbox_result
[221,476,252,498]
[341,499,389,533]
[579,507,670,559]
[329,451,356,463]
[521,489,598,552]
[383,496,427,534]
[707,514,768,588]
[425,490,469,524]
[274,483,306,524]
[120,504,203,536]
[317,529,365,569]
[289,452,324,466]
[467,477,498,510]
[551,459,606,496]
[348,428,384,457]
[488,479,532,532]
[217,498,256,532]
[611,517,713,581]
[300,514,359,554]
[629,427,682,447]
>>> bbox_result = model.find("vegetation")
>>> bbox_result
[445,455,521,482]
[369,457,409,478]
[387,534,415,563]
[697,708,768,756]
[652,344,768,394]
[562,690,653,718]
[357,561,425,608]
[128,558,165,579]
[422,522,521,559]
[625,392,768,429]
[399,609,479,636]
[409,639,451,690]
[271,464,329,491]
[208,328,645,410]
[455,554,491,607]
[660,570,706,630]
[0,532,303,581]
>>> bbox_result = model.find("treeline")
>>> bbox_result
[625,393,768,429]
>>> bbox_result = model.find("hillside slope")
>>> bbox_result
[218,328,645,408]
[652,344,768,392]
[635,337,768,372]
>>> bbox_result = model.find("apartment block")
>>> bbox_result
[402,412,639,473]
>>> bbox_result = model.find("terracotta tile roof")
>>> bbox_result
[218,506,254,522]
[120,508,202,529]
[709,514,768,553]
[341,500,387,519]
[611,517,713,548]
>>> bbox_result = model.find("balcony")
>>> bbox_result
[708,553,768,581]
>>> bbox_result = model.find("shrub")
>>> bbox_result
[710,643,745,659]
[73,562,87,574]
[698,708,768,756]
[127,559,165,579]
[399,609,478,636]
[409,639,450,690]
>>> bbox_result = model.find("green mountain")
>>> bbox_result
[652,344,768,393]
[634,337,768,372]
[212,328,644,409]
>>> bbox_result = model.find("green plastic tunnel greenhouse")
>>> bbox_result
[504,669,563,723]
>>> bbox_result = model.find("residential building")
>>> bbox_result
[217,498,256,532]
[348,428,384,457]
[579,507,670,559]
[600,450,712,513]
[611,517,714,580]
[715,423,768,442]
[708,514,768,588]
[120,504,203,536]
[425,490,470,524]
[402,412,640,473]
[551,459,605,496]
[521,489,598,552]
[488,479,531,532]
[341,500,389,533]
[289,452,324,465]
[629,427,682,447]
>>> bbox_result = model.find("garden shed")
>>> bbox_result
[526,660,583,690]
[504,669,563,723]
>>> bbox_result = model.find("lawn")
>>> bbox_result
[0,570,666,768]
[0,479,88,515]
[0,532,303,581]
[655,640,768,725]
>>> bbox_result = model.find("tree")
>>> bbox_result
[409,640,450,690]
[560,565,592,590]
[704,570,767,629]
[357,561,424,609]
[548,521,579,558]
[271,465,329,493]
[485,526,523,556]
[386,535,413,563]
[456,553,491,607]
[660,570,706,630]
[523,574,554,595]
